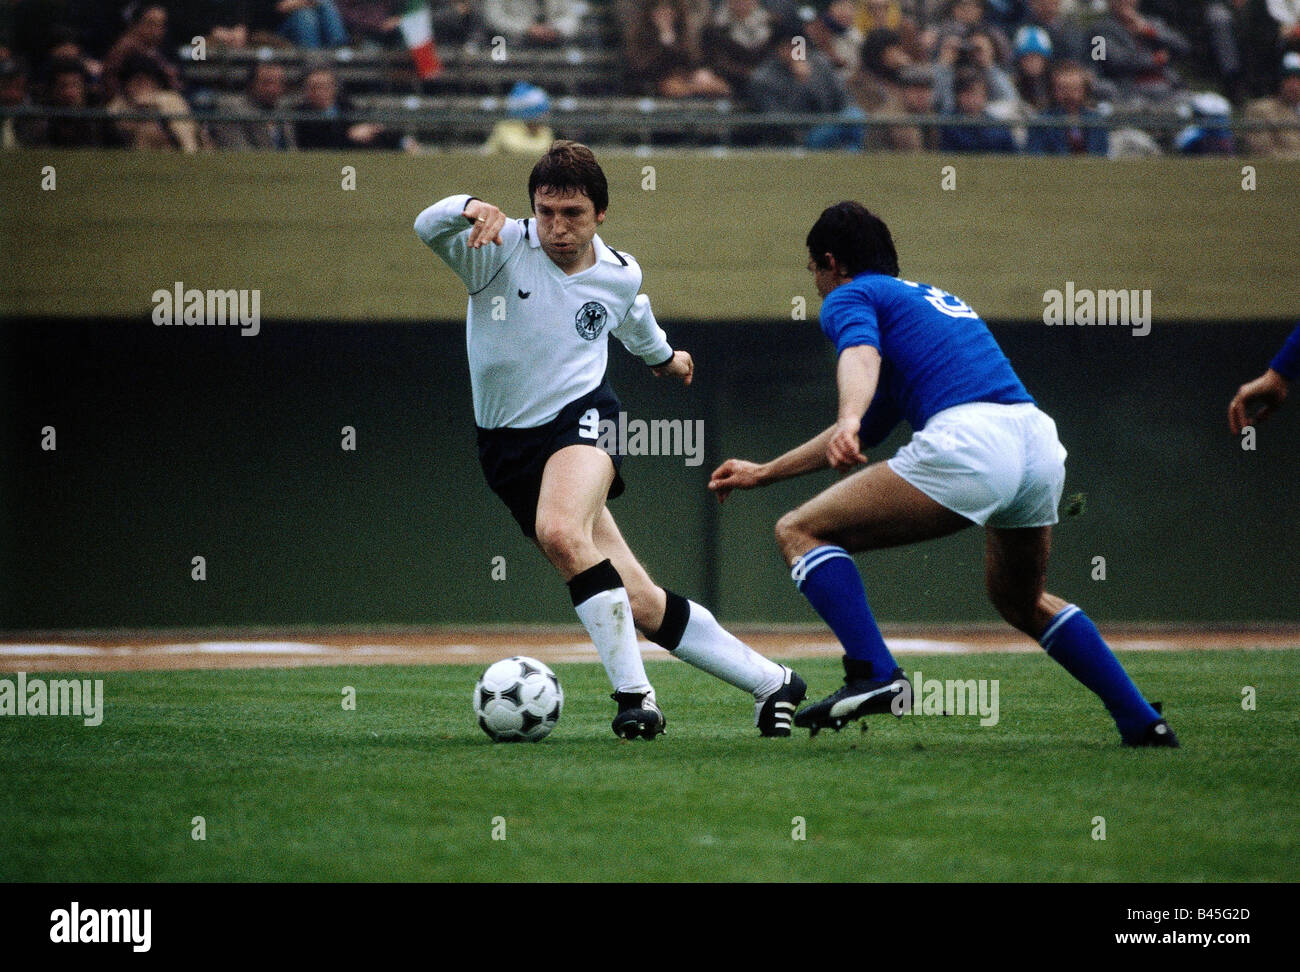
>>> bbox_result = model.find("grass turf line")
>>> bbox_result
[1,649,1296,882]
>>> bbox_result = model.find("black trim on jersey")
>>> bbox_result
[468,259,512,297]
[649,350,676,369]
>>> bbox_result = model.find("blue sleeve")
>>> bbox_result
[1270,322,1300,381]
[820,286,880,354]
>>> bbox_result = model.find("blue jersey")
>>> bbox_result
[1270,321,1300,381]
[820,272,1034,445]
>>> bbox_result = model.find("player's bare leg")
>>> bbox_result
[589,506,666,631]
[775,460,974,564]
[593,507,804,736]
[533,444,615,579]
[983,525,1066,637]
[985,525,1177,747]
[535,445,663,738]
[780,462,973,733]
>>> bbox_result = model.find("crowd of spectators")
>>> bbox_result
[1,0,1298,156]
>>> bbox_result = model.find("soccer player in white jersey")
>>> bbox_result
[414,141,805,739]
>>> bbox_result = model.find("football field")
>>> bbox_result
[2,633,1296,883]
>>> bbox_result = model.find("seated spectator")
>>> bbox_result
[1174,91,1236,154]
[1269,0,1300,48]
[107,55,201,152]
[620,0,730,98]
[894,62,935,150]
[1244,50,1300,157]
[42,26,104,93]
[934,0,1010,60]
[1019,0,1086,63]
[207,61,297,150]
[939,68,1017,151]
[484,0,587,46]
[1093,0,1191,107]
[878,60,939,150]
[1026,59,1109,154]
[276,1,351,49]
[704,0,779,91]
[934,26,1017,114]
[431,1,490,52]
[43,57,110,147]
[334,0,402,47]
[983,0,1025,29]
[294,65,408,148]
[806,0,865,77]
[850,28,913,114]
[854,0,923,60]
[747,27,865,148]
[102,4,182,100]
[484,80,555,153]
[0,58,47,148]
[1012,24,1052,112]
[1216,0,1300,100]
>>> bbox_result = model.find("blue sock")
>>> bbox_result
[1039,605,1159,739]
[792,545,898,680]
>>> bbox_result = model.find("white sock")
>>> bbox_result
[573,588,652,695]
[673,600,784,700]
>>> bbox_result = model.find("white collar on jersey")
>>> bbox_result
[522,217,627,267]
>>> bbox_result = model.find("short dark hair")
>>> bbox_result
[529,139,608,213]
[806,202,900,278]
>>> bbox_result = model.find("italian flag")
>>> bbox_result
[400,1,442,79]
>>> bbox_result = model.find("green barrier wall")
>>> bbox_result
[1,150,1298,322]
[3,150,1297,628]
[3,317,1297,629]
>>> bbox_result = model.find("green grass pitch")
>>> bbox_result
[2,649,1297,882]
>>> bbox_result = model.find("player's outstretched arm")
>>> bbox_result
[460,198,508,249]
[827,345,881,471]
[709,424,840,502]
[1231,323,1300,433]
[1228,369,1289,434]
[413,193,520,292]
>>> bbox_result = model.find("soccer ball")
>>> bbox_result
[473,656,563,742]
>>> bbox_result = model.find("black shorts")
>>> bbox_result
[476,381,626,539]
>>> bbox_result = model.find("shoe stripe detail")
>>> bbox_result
[828,683,901,719]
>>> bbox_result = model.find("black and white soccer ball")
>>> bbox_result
[473,656,563,742]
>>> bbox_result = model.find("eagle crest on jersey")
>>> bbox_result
[575,301,609,341]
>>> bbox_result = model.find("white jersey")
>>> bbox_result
[415,193,674,429]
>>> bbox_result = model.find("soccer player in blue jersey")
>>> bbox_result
[710,201,1178,747]
[1228,322,1300,434]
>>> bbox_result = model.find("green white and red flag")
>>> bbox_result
[400,1,442,80]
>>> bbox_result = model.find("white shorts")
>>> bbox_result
[886,402,1068,528]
